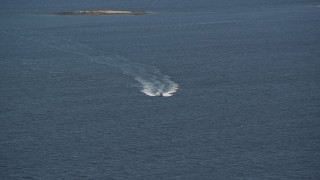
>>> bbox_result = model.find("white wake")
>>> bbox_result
[91,55,179,97]
[1,28,179,97]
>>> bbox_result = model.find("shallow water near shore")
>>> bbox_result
[1,0,320,179]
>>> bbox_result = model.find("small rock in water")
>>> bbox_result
[53,10,146,16]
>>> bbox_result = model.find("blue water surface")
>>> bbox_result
[1,0,320,179]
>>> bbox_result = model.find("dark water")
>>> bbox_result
[1,0,320,179]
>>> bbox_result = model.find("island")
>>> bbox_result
[53,10,146,16]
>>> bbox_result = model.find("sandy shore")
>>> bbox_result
[53,10,146,16]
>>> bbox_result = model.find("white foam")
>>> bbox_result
[137,77,179,97]
[89,56,180,97]
[2,29,179,97]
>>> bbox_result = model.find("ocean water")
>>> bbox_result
[1,0,320,179]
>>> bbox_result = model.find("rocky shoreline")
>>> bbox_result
[53,10,146,16]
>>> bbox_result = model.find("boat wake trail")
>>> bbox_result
[92,55,178,97]
[1,28,179,97]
